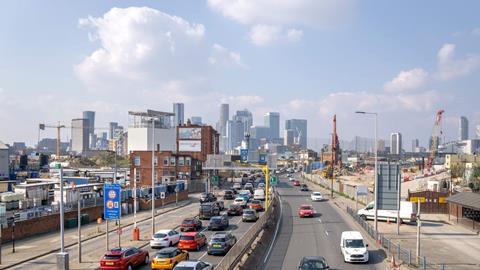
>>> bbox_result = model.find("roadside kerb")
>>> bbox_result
[215,193,279,270]
[1,199,192,270]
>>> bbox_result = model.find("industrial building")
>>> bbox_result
[127,110,176,153]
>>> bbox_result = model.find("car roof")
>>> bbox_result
[155,229,173,234]
[176,261,202,266]
[212,233,226,237]
[300,204,312,207]
[158,247,178,254]
[182,232,198,236]
[106,247,129,255]
[341,231,363,239]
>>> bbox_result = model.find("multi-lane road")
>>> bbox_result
[264,173,386,270]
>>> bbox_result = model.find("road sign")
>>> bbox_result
[211,175,219,186]
[160,192,166,199]
[240,149,249,163]
[269,176,278,186]
[377,162,401,210]
[259,153,267,164]
[104,184,121,220]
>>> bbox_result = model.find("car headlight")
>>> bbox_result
[344,250,351,255]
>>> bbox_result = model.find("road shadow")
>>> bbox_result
[369,248,387,264]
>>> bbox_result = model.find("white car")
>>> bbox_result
[253,189,266,201]
[340,231,369,263]
[233,197,248,208]
[150,229,180,248]
[173,260,213,270]
[233,183,242,190]
[311,192,323,201]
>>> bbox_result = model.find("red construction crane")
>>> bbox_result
[427,109,445,170]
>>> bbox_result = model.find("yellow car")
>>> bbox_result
[151,247,189,270]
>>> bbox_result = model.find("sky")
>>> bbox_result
[1,0,480,149]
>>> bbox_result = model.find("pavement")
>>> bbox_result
[264,173,386,270]
[302,173,480,270]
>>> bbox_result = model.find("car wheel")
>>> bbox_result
[197,244,200,251]
[144,255,149,265]
[360,215,367,221]
[127,264,133,270]
[169,241,173,247]
[186,254,190,260]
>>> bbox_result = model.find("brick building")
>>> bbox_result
[176,122,219,162]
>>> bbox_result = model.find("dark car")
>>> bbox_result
[180,217,202,232]
[199,202,220,220]
[200,193,217,203]
[213,200,225,211]
[298,256,329,270]
[223,190,235,200]
[227,204,243,216]
[208,215,229,231]
[99,247,149,270]
[207,232,237,255]
[300,184,309,191]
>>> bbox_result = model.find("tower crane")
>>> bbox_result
[427,109,445,170]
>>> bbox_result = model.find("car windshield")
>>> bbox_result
[155,251,175,258]
[345,239,365,248]
[211,217,222,223]
[250,200,260,204]
[301,206,312,210]
[235,199,244,202]
[173,267,194,270]
[153,233,167,238]
[180,235,194,241]
[313,192,321,196]
[211,237,225,243]
[201,205,212,210]
[225,191,232,194]
[244,210,255,214]
[300,259,328,269]
[104,254,121,260]
[183,219,194,224]
[229,205,239,209]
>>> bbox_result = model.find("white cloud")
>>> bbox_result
[221,95,264,106]
[435,43,480,80]
[249,24,303,46]
[208,43,248,69]
[384,68,428,92]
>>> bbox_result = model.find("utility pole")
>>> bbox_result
[56,166,69,270]
[133,168,139,240]
[396,169,401,235]
[265,164,270,211]
[416,199,421,264]
[151,117,156,237]
[105,220,109,251]
[77,196,82,263]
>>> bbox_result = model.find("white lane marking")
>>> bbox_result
[198,252,208,260]
[235,218,243,225]
[264,196,283,264]
[318,218,322,223]
[200,227,208,232]
[325,230,329,236]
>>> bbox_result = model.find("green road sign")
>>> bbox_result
[211,175,219,186]
[269,176,278,186]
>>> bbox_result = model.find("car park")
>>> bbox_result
[242,209,259,222]
[208,215,229,231]
[298,205,314,218]
[298,256,330,270]
[227,204,243,216]
[178,232,207,251]
[207,232,237,255]
[223,190,235,200]
[173,260,213,270]
[248,200,263,211]
[198,202,220,220]
[99,247,149,270]
[293,180,301,186]
[232,197,248,208]
[300,184,309,191]
[310,192,323,202]
[340,231,369,263]
[199,193,217,203]
[253,189,265,201]
[180,218,202,232]
[151,247,189,270]
[150,229,181,248]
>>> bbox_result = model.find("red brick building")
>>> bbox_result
[176,122,219,162]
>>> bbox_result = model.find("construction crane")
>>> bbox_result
[427,109,445,170]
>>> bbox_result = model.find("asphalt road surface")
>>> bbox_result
[264,173,386,270]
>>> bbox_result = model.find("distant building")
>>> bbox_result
[264,112,280,140]
[191,116,202,125]
[127,110,176,153]
[457,139,480,155]
[0,141,8,179]
[476,125,480,139]
[71,118,89,154]
[459,116,469,141]
[173,103,185,127]
[377,139,386,152]
[83,111,96,149]
[234,109,253,134]
[38,138,69,154]
[412,139,419,153]
[284,129,294,146]
[390,132,402,155]
[219,104,229,152]
[109,122,118,140]
[285,119,307,148]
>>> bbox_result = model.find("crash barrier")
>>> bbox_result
[215,192,279,270]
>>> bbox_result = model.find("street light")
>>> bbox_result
[355,111,379,236]
[148,117,159,238]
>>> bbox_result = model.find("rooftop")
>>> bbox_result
[446,192,480,211]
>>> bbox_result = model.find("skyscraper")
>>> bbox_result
[71,118,89,154]
[390,132,402,155]
[412,139,419,152]
[284,129,294,146]
[173,103,185,127]
[459,116,469,140]
[219,104,229,152]
[476,125,480,139]
[234,109,253,134]
[83,111,95,148]
[264,112,280,140]
[285,119,308,148]
[109,122,118,140]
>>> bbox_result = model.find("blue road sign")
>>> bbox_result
[104,184,121,220]
[240,149,249,163]
[259,153,267,164]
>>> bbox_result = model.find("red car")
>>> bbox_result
[180,217,202,232]
[99,247,149,270]
[293,180,301,186]
[178,232,207,251]
[298,204,314,218]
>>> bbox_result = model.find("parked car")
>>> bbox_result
[232,197,248,208]
[340,231,369,263]
[178,232,207,251]
[293,180,301,186]
[298,205,314,218]
[199,193,217,203]
[150,229,181,248]
[242,209,259,222]
[99,247,149,270]
[310,192,323,202]
[357,201,417,223]
[298,256,330,270]
[300,184,309,191]
[227,204,244,216]
[207,232,237,255]
[248,200,264,211]
[173,261,213,270]
[223,190,235,200]
[199,202,220,220]
[208,215,229,231]
[180,218,202,232]
[253,189,265,201]
[151,247,189,270]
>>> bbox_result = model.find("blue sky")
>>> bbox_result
[1,0,480,148]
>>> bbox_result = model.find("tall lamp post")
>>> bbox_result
[355,111,379,235]
[149,117,159,237]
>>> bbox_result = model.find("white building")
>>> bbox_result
[0,141,9,179]
[71,118,89,154]
[459,116,469,141]
[127,110,177,152]
[390,132,402,155]
[457,139,480,155]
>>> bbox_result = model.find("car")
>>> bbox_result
[233,182,242,190]
[178,232,207,251]
[253,189,265,201]
[208,215,229,231]
[242,209,259,222]
[150,229,181,248]
[310,192,323,202]
[232,197,248,208]
[151,247,189,270]
[340,231,369,263]
[227,204,244,216]
[180,218,202,232]
[223,190,235,200]
[99,247,149,270]
[213,200,225,211]
[289,177,295,182]
[237,190,251,201]
[244,182,254,190]
[287,173,292,177]
[298,205,314,218]
[207,232,237,255]
[300,184,309,191]
[199,193,217,203]
[298,256,330,270]
[257,183,266,189]
[173,261,213,270]
[293,180,301,186]
[248,200,264,211]
[198,202,221,220]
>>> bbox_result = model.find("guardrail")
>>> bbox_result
[215,192,279,270]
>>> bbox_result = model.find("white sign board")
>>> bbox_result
[178,128,202,139]
[160,192,166,199]
[356,185,369,196]
[179,140,201,152]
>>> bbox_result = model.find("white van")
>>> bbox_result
[340,231,369,263]
[253,189,265,201]
[357,201,417,223]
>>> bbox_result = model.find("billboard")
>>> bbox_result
[179,128,202,140]
[104,184,121,220]
[377,163,401,210]
[179,140,201,152]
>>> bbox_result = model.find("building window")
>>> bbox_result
[178,157,185,166]
[170,157,176,166]
[163,157,169,166]
[135,170,140,182]
[134,156,141,166]
[186,157,191,166]
[154,156,158,166]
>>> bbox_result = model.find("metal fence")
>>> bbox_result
[215,192,279,270]
[346,206,451,270]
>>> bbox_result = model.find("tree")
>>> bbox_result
[450,164,465,179]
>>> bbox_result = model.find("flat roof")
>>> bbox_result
[128,110,174,117]
[446,192,480,211]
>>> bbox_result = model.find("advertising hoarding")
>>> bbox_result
[179,140,201,152]
[178,128,202,139]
